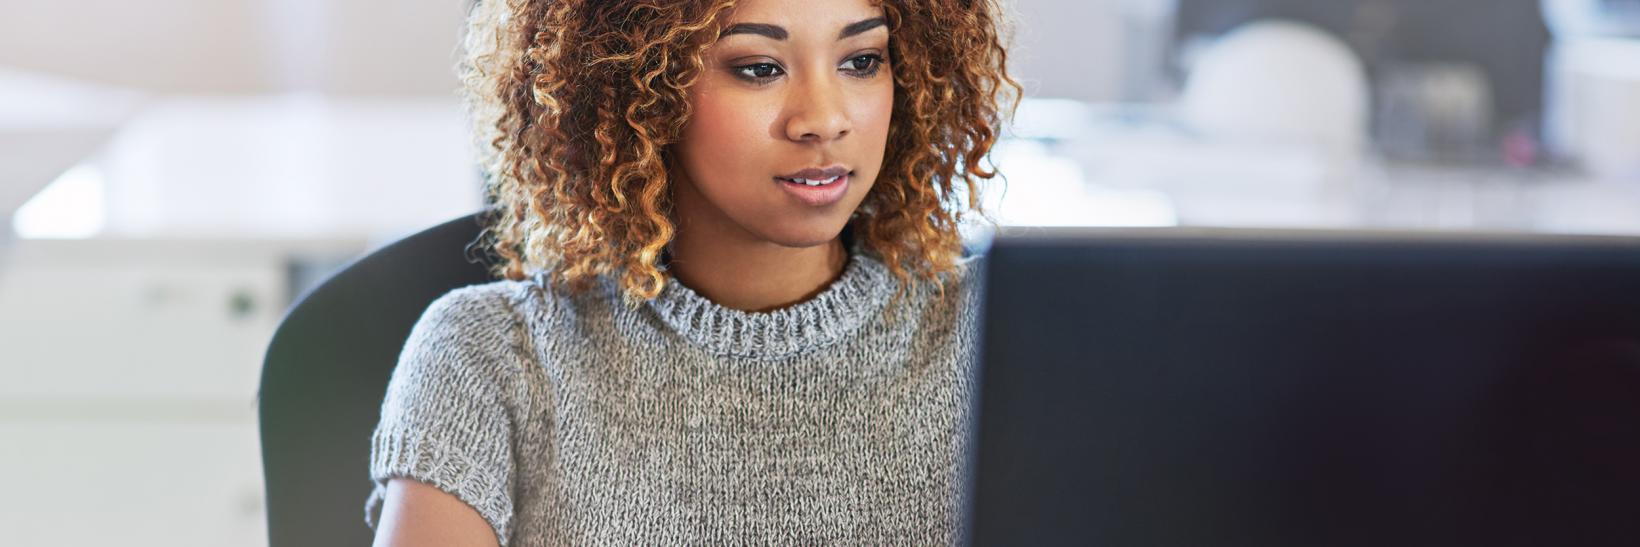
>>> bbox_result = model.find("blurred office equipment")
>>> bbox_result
[1373,61,1496,163]
[1172,0,1552,164]
[1002,1,1640,233]
[1180,20,1369,173]
[969,227,1640,546]
[260,212,493,547]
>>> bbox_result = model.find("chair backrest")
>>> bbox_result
[258,211,495,547]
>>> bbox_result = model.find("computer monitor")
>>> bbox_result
[965,227,1640,546]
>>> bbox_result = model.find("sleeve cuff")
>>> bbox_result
[364,431,514,544]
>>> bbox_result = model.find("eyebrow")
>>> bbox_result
[720,17,888,41]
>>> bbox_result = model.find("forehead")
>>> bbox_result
[722,0,884,27]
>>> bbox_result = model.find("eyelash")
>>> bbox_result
[732,53,887,85]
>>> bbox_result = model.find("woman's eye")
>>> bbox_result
[842,54,885,75]
[733,63,784,82]
[731,54,885,85]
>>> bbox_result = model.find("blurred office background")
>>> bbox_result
[2,0,1639,545]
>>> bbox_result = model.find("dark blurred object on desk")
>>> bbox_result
[1373,61,1497,164]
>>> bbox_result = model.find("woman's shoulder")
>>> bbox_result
[417,278,544,332]
[403,277,559,368]
[418,271,618,344]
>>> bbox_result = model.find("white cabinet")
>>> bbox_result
[0,421,266,547]
[0,237,362,547]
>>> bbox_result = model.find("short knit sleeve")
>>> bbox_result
[363,284,527,544]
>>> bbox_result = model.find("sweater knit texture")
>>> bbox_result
[364,239,983,545]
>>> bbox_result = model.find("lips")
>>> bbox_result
[778,174,845,186]
[777,165,851,182]
[775,171,851,207]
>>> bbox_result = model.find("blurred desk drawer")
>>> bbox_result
[0,237,361,401]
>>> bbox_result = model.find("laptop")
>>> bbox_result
[964,227,1640,546]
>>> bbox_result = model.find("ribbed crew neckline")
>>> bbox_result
[644,236,898,360]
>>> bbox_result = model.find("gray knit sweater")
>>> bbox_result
[363,243,983,545]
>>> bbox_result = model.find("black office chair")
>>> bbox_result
[258,211,496,547]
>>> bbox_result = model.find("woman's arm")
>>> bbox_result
[371,478,501,547]
[367,284,527,544]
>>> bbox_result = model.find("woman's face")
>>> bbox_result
[672,0,894,248]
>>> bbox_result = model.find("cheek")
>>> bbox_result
[864,83,894,134]
[854,81,896,170]
[681,88,774,183]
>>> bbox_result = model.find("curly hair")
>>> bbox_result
[464,0,1020,308]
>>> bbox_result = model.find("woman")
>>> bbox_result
[366,0,1017,543]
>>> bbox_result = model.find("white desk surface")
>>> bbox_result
[7,93,485,248]
[982,100,1640,237]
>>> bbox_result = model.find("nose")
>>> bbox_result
[783,72,852,143]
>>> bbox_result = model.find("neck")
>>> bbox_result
[666,225,850,313]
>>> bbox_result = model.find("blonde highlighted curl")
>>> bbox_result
[465,0,1020,307]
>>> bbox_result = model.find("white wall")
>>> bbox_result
[0,0,468,95]
[0,1,275,93]
[2,0,1129,100]
[1005,0,1129,102]
[303,0,471,95]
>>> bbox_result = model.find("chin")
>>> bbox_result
[758,218,852,249]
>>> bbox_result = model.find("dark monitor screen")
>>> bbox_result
[965,228,1640,546]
